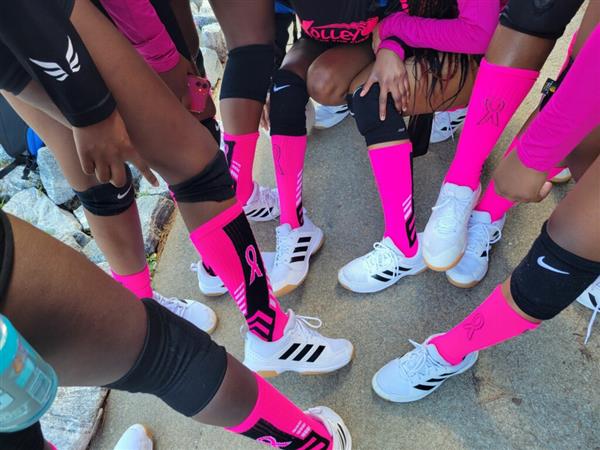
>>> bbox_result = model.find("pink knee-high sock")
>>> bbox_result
[272,135,307,228]
[445,59,539,189]
[369,142,418,257]
[224,132,259,205]
[189,203,288,342]
[111,265,153,299]
[227,374,333,449]
[430,285,539,365]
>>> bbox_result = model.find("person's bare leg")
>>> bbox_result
[1,215,257,425]
[486,26,555,70]
[2,94,147,275]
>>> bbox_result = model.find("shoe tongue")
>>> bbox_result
[277,223,293,235]
[380,237,401,255]
[470,210,492,225]
[425,342,453,367]
[283,309,296,334]
[443,182,474,199]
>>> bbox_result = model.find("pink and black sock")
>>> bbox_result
[112,264,153,299]
[223,131,259,205]
[228,374,333,449]
[190,203,288,341]
[270,69,310,228]
[445,59,539,189]
[369,142,418,256]
[430,285,539,365]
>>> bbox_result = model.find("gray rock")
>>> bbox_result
[3,188,83,250]
[83,239,106,264]
[96,261,112,275]
[200,46,224,86]
[137,171,169,197]
[41,387,108,450]
[137,195,175,255]
[74,206,90,232]
[0,165,41,200]
[0,144,14,166]
[37,147,76,205]
[194,14,217,28]
[201,23,227,63]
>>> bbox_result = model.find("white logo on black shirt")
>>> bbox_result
[29,36,81,82]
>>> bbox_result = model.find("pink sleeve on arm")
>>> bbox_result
[99,0,179,73]
[517,24,600,172]
[378,0,500,56]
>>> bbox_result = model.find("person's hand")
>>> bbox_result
[493,150,552,203]
[371,23,381,52]
[73,109,158,187]
[159,54,198,102]
[361,49,409,120]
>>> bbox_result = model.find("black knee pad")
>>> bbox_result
[269,70,309,136]
[511,222,600,321]
[106,299,227,417]
[500,0,584,40]
[352,85,409,146]
[200,117,221,146]
[74,165,135,216]
[169,151,235,203]
[0,422,45,450]
[220,44,275,102]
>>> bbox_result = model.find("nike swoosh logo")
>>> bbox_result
[273,84,291,93]
[537,256,570,275]
[117,184,133,200]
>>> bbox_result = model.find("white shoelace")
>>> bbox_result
[465,221,502,259]
[398,340,444,385]
[432,191,473,234]
[294,315,324,339]
[255,186,278,210]
[190,262,202,276]
[365,241,402,275]
[274,228,295,266]
[583,280,600,345]
[153,292,188,316]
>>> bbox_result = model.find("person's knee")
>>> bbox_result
[351,84,409,146]
[106,299,228,416]
[220,45,275,103]
[74,165,135,216]
[510,222,600,321]
[269,69,309,136]
[307,64,346,105]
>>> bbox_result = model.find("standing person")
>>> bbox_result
[372,22,600,402]
[0,211,352,450]
[422,0,585,273]
[335,0,501,293]
[0,0,353,377]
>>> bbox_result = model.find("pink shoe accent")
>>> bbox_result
[430,285,539,365]
[111,265,153,299]
[190,203,288,342]
[445,59,539,189]
[272,135,307,229]
[224,132,260,205]
[369,142,418,257]
[227,374,332,449]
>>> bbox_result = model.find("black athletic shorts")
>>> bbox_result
[0,210,15,306]
[500,0,584,40]
[0,0,75,95]
[0,422,45,450]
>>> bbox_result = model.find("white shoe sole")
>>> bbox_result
[445,272,484,289]
[371,352,478,403]
[198,284,227,297]
[338,263,427,294]
[273,230,325,297]
[245,346,355,378]
[424,249,465,272]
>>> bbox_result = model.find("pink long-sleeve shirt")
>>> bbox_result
[99,0,179,73]
[378,0,502,59]
[517,23,600,172]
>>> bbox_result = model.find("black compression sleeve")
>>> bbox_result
[0,0,116,127]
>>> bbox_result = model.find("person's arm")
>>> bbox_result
[99,0,180,73]
[516,23,600,172]
[0,0,115,127]
[378,0,500,60]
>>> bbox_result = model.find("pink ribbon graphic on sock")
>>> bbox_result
[245,245,263,285]
[477,98,506,127]
[463,312,485,340]
[257,436,292,447]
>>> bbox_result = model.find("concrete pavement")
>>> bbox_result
[90,16,599,450]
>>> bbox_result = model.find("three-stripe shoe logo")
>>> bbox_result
[290,236,311,264]
[247,206,275,220]
[414,371,457,391]
[30,37,81,82]
[279,343,326,363]
[372,265,411,283]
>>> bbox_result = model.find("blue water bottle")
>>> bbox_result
[0,315,58,432]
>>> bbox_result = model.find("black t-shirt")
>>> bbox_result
[281,0,391,44]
